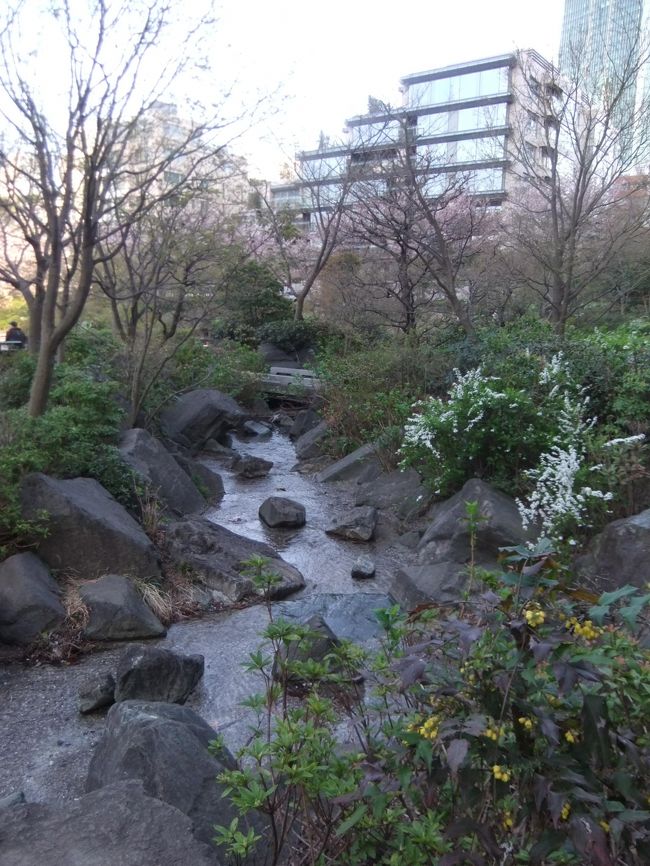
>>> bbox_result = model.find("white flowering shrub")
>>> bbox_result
[400,355,588,498]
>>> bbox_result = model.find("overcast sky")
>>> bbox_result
[217,0,567,178]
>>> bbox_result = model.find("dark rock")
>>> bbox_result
[175,456,225,502]
[80,575,166,641]
[159,388,247,450]
[398,530,422,549]
[326,506,378,541]
[163,518,305,602]
[294,420,329,460]
[86,703,266,856]
[259,496,306,528]
[575,508,650,591]
[258,342,299,367]
[202,438,238,459]
[21,474,160,580]
[0,780,217,865]
[316,443,383,484]
[231,454,273,478]
[119,428,205,515]
[418,478,530,564]
[391,561,472,609]
[289,408,321,441]
[272,411,294,430]
[241,420,273,439]
[249,397,271,417]
[114,647,204,704]
[351,556,376,579]
[0,790,25,809]
[355,468,433,519]
[274,592,394,642]
[79,673,116,714]
[273,614,341,686]
[0,553,65,645]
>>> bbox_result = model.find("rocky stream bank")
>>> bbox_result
[1,388,649,865]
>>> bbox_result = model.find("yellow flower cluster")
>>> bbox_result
[599,820,610,832]
[517,716,534,731]
[565,617,603,641]
[561,802,571,821]
[417,714,440,741]
[564,729,579,744]
[524,607,545,627]
[492,764,511,783]
[502,811,514,830]
[546,693,562,708]
[484,723,506,741]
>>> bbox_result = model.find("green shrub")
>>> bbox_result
[143,337,266,423]
[0,373,131,556]
[256,317,337,355]
[0,351,36,408]
[215,531,650,866]
[317,339,449,457]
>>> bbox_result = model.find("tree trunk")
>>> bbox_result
[28,295,43,357]
[294,292,306,321]
[28,341,55,417]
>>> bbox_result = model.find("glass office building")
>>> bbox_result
[271,51,553,215]
[559,0,646,156]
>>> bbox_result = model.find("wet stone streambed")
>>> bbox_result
[0,432,406,806]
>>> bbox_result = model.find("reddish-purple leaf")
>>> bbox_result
[446,738,469,775]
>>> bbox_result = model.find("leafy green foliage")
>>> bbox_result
[0,351,36,408]
[0,368,131,555]
[216,527,650,866]
[214,260,292,343]
[317,339,448,457]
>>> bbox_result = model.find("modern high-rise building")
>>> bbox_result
[559,0,647,156]
[271,50,555,218]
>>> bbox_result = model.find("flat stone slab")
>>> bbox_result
[274,593,395,643]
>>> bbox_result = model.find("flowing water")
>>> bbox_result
[0,431,407,805]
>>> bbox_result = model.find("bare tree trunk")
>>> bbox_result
[28,339,55,417]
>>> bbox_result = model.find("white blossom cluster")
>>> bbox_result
[517,446,613,538]
[602,434,646,449]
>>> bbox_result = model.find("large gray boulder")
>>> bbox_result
[175,456,225,503]
[389,479,529,607]
[391,561,471,609]
[316,443,383,484]
[0,552,65,645]
[575,508,650,591]
[289,408,321,441]
[114,647,204,704]
[119,428,205,516]
[294,420,329,460]
[354,468,433,519]
[21,474,160,580]
[273,614,341,688]
[0,780,218,866]
[326,506,377,541]
[163,518,305,602]
[79,575,166,641]
[86,702,266,856]
[159,389,247,450]
[417,478,530,564]
[259,496,306,528]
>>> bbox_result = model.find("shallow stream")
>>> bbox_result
[0,432,406,805]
